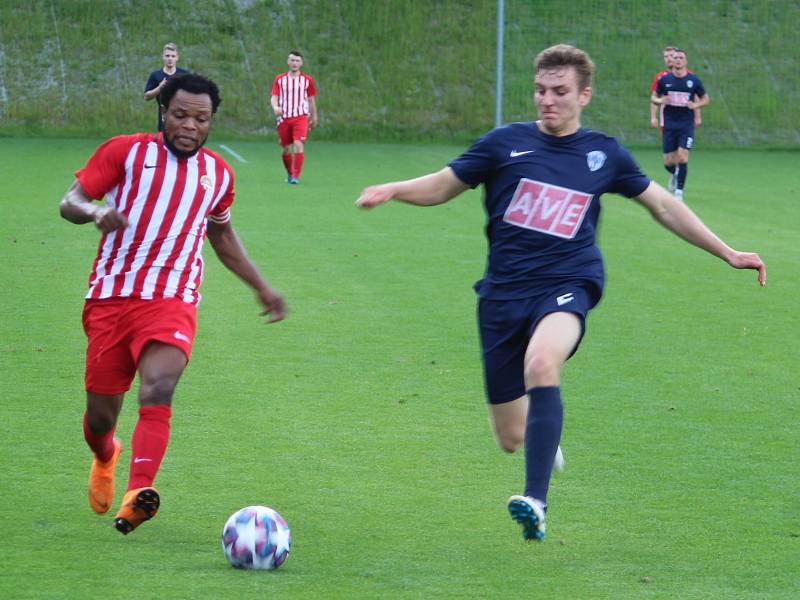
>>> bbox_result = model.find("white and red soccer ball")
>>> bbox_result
[221,506,292,570]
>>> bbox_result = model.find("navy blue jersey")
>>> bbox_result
[144,67,189,131]
[449,122,651,300]
[655,72,706,128]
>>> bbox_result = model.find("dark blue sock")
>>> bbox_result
[523,386,563,503]
[676,162,688,189]
[664,164,676,174]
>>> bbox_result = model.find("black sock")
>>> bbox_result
[523,386,563,503]
[676,162,688,189]
[664,164,676,174]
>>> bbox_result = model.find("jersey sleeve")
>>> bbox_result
[655,76,667,96]
[144,71,159,93]
[448,130,497,188]
[208,168,235,225]
[74,135,134,200]
[608,143,651,198]
[693,76,707,97]
[270,75,281,97]
[306,75,317,97]
[649,72,661,93]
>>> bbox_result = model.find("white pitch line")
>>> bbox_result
[219,144,248,163]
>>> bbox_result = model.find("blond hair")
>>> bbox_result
[534,44,595,90]
[163,42,178,53]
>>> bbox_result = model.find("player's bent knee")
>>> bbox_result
[85,411,117,434]
[497,433,524,453]
[524,353,561,387]
[138,377,178,406]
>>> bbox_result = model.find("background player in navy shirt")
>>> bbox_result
[144,42,189,132]
[651,49,709,200]
[356,44,764,542]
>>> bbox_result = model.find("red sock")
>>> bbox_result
[292,152,304,179]
[83,412,116,462]
[128,405,172,490]
[281,153,292,175]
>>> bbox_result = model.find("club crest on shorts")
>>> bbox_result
[586,151,606,172]
[200,175,213,191]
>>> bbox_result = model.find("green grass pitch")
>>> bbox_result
[0,137,797,598]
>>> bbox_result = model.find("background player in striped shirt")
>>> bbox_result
[270,49,318,184]
[60,73,287,535]
[648,46,677,130]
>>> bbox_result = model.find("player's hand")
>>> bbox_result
[727,251,767,287]
[257,287,287,323]
[694,117,702,127]
[309,117,318,130]
[650,117,659,128]
[355,184,396,209]
[273,107,283,118]
[93,206,128,233]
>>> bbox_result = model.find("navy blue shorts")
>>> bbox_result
[477,282,600,405]
[662,125,695,153]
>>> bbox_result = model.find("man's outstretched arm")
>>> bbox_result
[355,167,470,209]
[635,181,766,286]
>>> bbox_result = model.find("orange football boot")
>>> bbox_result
[88,438,122,514]
[113,487,160,535]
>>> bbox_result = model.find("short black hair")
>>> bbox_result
[160,73,222,114]
[289,49,304,59]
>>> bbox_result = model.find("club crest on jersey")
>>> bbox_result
[503,178,593,239]
[586,151,606,172]
[200,175,213,191]
[687,80,694,88]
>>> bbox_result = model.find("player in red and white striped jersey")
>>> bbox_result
[60,73,286,535]
[270,49,318,184]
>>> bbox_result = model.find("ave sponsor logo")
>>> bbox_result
[503,178,592,239]
[667,91,691,107]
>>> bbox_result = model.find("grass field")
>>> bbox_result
[0,137,797,599]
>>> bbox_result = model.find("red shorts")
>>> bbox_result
[277,115,309,146]
[82,298,197,395]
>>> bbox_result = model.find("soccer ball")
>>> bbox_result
[221,506,292,570]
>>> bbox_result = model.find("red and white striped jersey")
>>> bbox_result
[75,133,235,306]
[270,72,316,123]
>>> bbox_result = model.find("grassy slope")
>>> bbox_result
[1,0,798,144]
[0,138,797,598]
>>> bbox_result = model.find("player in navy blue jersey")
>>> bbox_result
[356,44,765,542]
[651,49,709,200]
[144,43,189,132]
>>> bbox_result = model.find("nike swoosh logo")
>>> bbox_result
[556,293,574,306]
[133,457,152,463]
[174,331,191,343]
[509,150,535,157]
[144,164,157,169]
